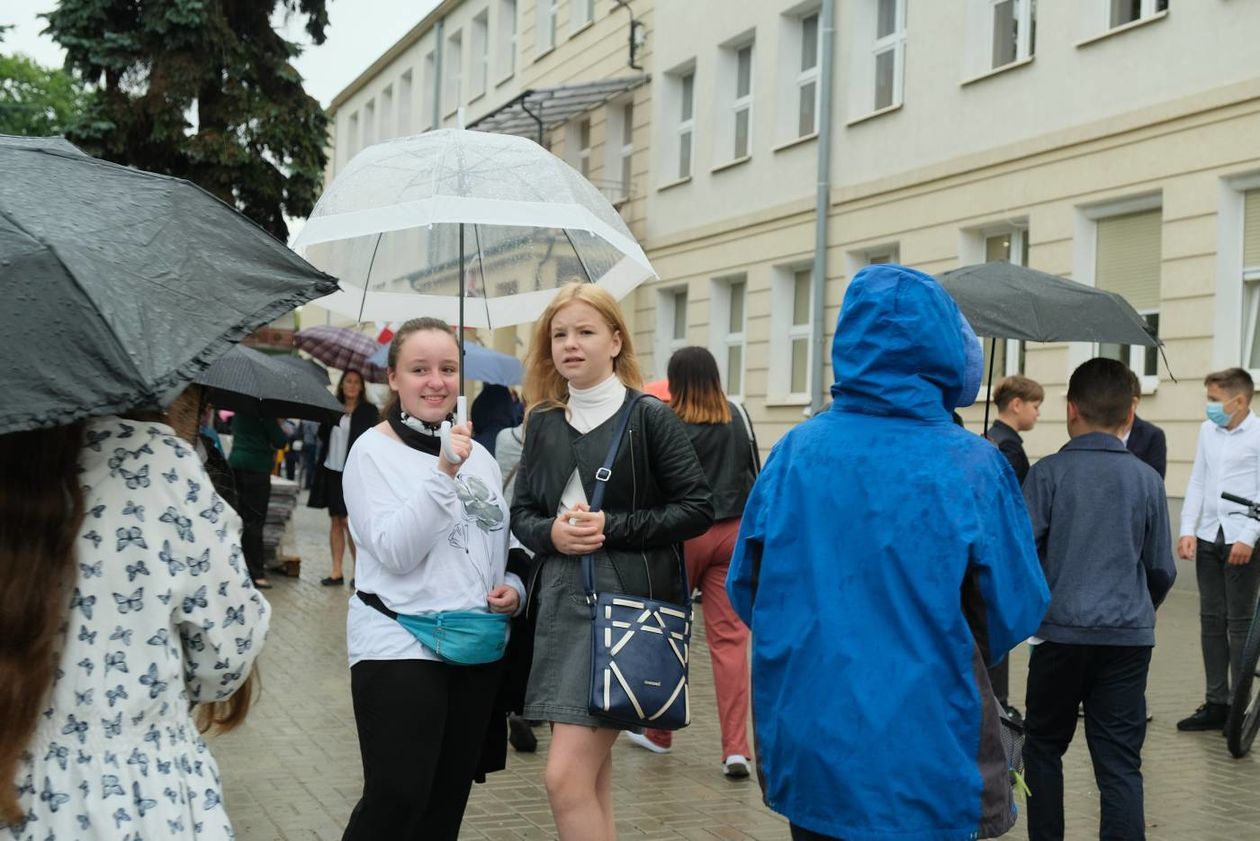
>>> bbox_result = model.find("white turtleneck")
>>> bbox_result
[559,374,627,513]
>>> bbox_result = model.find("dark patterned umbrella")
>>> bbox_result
[196,346,342,422]
[0,136,339,434]
[292,326,388,382]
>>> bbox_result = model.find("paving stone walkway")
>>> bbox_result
[210,500,1260,840]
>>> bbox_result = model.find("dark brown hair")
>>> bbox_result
[1067,358,1134,430]
[667,346,732,425]
[993,375,1044,411]
[1204,367,1255,401]
[0,421,86,825]
[335,368,370,409]
[382,317,458,419]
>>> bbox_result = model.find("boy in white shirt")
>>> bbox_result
[1177,367,1260,731]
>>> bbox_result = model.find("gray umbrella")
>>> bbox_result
[197,346,342,422]
[937,262,1165,429]
[0,137,340,434]
[271,354,331,385]
[936,262,1159,347]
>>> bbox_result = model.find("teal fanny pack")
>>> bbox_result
[358,591,509,665]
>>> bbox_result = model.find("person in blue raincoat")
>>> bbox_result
[727,264,1051,841]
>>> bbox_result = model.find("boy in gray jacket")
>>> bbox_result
[1021,357,1176,841]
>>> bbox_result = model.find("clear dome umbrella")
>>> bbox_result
[291,128,657,459]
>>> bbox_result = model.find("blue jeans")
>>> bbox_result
[1023,642,1151,841]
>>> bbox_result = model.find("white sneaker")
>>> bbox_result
[723,754,751,778]
[624,731,671,754]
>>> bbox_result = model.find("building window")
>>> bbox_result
[1111,0,1168,29]
[379,86,394,140]
[730,42,754,160]
[980,228,1030,378]
[363,99,376,147]
[1095,209,1162,379]
[575,117,592,178]
[1240,191,1260,370]
[872,0,905,111]
[675,70,695,179]
[445,30,463,115]
[471,11,489,99]
[990,0,1035,69]
[421,51,436,130]
[572,0,594,31]
[798,12,820,137]
[712,276,747,398]
[616,101,634,200]
[655,287,689,376]
[770,267,815,401]
[346,111,360,162]
[398,71,413,135]
[497,0,517,80]
[537,0,558,54]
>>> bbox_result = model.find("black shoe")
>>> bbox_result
[1176,703,1229,731]
[1001,704,1023,724]
[320,576,344,586]
[508,714,537,753]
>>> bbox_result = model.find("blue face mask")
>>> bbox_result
[1207,401,1232,427]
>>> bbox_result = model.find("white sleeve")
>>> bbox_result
[1180,427,1207,538]
[344,444,463,576]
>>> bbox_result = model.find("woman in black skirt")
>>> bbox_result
[312,369,376,585]
[510,283,712,840]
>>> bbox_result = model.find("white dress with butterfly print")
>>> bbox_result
[5,417,271,841]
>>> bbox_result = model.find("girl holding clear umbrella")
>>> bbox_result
[510,283,712,841]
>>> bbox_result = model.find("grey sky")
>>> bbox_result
[2,0,440,107]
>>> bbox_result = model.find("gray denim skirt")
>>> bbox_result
[522,551,652,729]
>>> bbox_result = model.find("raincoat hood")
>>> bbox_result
[832,264,983,418]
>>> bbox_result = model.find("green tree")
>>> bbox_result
[0,52,87,136]
[44,0,330,240]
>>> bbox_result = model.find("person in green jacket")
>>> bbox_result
[227,414,289,588]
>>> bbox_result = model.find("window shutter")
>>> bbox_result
[1095,209,1161,310]
[1244,190,1260,269]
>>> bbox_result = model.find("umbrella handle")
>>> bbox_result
[439,396,468,465]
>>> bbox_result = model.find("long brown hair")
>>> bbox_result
[381,317,459,419]
[667,346,732,425]
[0,422,86,825]
[523,282,644,417]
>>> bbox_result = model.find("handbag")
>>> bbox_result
[584,394,692,730]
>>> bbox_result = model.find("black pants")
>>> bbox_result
[229,468,270,582]
[989,659,1010,707]
[1195,537,1260,704]
[1023,642,1151,841]
[343,658,503,841]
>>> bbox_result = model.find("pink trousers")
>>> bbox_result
[648,517,751,758]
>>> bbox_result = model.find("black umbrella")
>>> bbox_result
[0,137,339,434]
[197,346,342,422]
[271,354,331,385]
[937,262,1165,430]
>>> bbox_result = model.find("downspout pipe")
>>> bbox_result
[433,18,445,130]
[810,0,836,416]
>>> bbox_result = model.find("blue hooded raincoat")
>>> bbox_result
[728,264,1050,841]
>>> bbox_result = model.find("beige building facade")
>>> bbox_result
[309,0,1260,501]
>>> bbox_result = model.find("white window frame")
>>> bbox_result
[497,0,517,83]
[1109,0,1167,30]
[611,99,635,201]
[421,51,436,130]
[710,275,748,399]
[729,41,754,162]
[1214,175,1260,377]
[470,10,489,100]
[444,30,463,117]
[655,286,689,377]
[872,0,906,112]
[575,117,592,178]
[987,0,1034,70]
[768,265,816,405]
[1072,194,1163,393]
[677,70,695,179]
[796,11,821,138]
[571,0,594,33]
[537,0,558,55]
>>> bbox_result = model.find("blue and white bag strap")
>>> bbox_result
[581,393,648,601]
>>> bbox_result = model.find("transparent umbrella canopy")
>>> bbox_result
[291,129,656,330]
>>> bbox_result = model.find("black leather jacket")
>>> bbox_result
[684,401,760,521]
[510,393,714,606]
